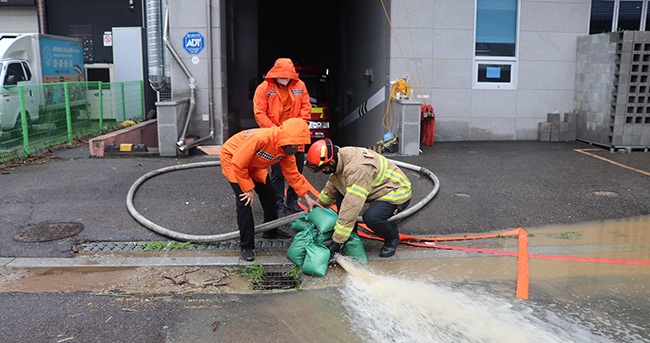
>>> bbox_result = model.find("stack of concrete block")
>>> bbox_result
[574,31,650,149]
[538,112,577,142]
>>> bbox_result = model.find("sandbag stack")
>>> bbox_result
[287,207,368,276]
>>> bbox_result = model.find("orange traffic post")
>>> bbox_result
[515,228,529,299]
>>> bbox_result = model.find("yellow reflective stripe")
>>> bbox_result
[378,188,412,202]
[318,192,334,205]
[334,222,353,236]
[317,145,328,167]
[385,169,411,187]
[346,184,369,200]
[371,156,388,187]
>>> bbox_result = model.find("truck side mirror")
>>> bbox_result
[5,74,18,86]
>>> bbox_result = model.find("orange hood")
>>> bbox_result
[265,58,299,81]
[277,118,310,147]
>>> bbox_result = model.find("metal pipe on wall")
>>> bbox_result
[162,0,171,88]
[178,0,215,152]
[160,3,197,150]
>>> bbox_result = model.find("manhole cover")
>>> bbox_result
[13,222,84,242]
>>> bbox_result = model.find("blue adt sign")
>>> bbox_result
[183,32,204,54]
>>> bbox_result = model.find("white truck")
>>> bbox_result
[0,33,86,138]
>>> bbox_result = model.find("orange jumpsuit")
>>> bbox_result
[221,118,311,195]
[220,118,312,250]
[253,58,312,212]
[253,58,312,131]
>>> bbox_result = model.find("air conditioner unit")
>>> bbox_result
[84,63,119,120]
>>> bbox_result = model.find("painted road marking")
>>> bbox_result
[574,149,650,177]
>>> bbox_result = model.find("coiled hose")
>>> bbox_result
[126,159,439,243]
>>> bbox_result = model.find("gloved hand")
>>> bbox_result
[328,242,342,255]
[328,242,342,264]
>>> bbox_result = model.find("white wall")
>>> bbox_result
[390,0,591,141]
[167,0,224,144]
[165,0,592,144]
[0,7,38,33]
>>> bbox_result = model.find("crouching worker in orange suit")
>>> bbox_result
[220,118,313,261]
[304,138,412,258]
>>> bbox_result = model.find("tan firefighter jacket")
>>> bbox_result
[316,147,412,243]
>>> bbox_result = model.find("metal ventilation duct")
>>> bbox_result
[145,0,166,91]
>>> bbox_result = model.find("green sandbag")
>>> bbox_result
[286,228,315,266]
[307,207,338,234]
[343,232,368,264]
[314,230,333,245]
[301,242,330,276]
[290,216,314,232]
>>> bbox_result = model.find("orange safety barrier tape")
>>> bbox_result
[358,227,650,265]
[357,226,533,298]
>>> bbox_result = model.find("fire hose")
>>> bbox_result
[126,159,440,243]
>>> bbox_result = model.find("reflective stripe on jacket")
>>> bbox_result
[317,147,412,242]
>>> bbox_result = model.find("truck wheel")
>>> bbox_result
[11,113,32,140]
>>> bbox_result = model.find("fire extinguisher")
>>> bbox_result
[420,104,435,146]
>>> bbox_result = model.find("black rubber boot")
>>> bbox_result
[240,248,255,261]
[285,192,303,213]
[379,237,400,257]
[286,200,303,213]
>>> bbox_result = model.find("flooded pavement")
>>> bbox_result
[1,216,649,342]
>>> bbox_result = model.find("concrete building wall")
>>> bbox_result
[0,7,38,33]
[166,0,225,146]
[335,0,392,147]
[574,33,616,145]
[389,0,590,141]
[163,0,593,147]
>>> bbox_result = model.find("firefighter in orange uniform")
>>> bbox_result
[220,118,312,261]
[253,58,312,216]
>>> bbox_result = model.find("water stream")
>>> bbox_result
[336,256,630,343]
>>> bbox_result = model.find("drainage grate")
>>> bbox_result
[258,270,301,290]
[75,239,292,253]
[13,222,84,243]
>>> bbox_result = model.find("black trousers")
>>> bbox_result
[229,176,278,249]
[334,192,410,241]
[270,152,304,206]
[362,199,410,241]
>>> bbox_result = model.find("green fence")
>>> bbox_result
[0,80,144,163]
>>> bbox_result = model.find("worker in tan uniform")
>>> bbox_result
[220,118,313,261]
[253,58,312,216]
[304,138,412,257]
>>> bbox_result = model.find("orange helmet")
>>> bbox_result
[306,138,335,172]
